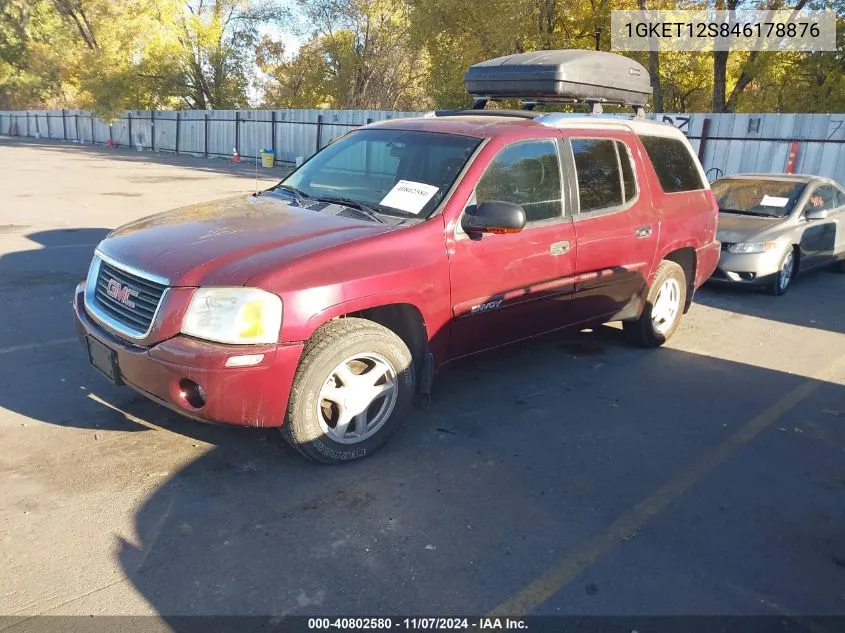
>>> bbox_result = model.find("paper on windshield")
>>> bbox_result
[760,195,789,208]
[380,180,439,214]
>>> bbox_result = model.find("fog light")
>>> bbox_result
[225,353,265,368]
[178,379,206,408]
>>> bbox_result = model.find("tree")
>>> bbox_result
[262,0,431,110]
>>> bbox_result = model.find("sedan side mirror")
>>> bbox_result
[462,201,526,235]
[805,208,829,220]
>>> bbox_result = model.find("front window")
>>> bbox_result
[803,185,840,213]
[474,139,563,223]
[281,129,482,218]
[712,178,806,218]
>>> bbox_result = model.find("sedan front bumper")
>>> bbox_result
[710,247,786,285]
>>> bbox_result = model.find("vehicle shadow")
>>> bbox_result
[697,267,845,335]
[0,136,294,180]
[113,326,845,619]
[2,230,845,618]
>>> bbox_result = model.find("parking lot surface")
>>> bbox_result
[1,137,845,620]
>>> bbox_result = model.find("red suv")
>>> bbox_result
[73,57,719,463]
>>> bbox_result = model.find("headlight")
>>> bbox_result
[182,287,282,345]
[727,241,777,254]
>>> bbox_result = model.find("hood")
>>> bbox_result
[716,212,786,244]
[98,194,397,286]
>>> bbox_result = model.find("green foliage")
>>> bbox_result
[0,0,843,113]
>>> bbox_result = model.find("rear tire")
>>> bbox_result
[281,318,415,464]
[623,260,687,348]
[768,248,796,296]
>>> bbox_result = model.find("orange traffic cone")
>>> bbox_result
[231,148,241,163]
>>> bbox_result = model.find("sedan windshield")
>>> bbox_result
[279,129,482,218]
[711,178,806,218]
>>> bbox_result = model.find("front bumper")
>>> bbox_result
[709,247,784,285]
[73,284,303,427]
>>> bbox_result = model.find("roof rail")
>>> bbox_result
[431,109,542,120]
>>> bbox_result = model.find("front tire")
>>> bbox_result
[282,318,415,464]
[768,248,796,296]
[623,260,687,348]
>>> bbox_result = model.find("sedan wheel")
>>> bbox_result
[768,249,795,296]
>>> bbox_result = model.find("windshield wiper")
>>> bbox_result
[721,208,780,217]
[312,195,386,224]
[271,184,310,205]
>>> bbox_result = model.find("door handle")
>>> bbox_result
[549,240,570,256]
[635,225,653,238]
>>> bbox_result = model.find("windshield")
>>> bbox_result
[280,129,482,218]
[711,178,806,218]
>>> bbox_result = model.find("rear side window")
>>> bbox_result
[571,139,622,212]
[475,139,563,222]
[639,135,704,193]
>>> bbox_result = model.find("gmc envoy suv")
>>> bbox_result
[73,51,720,462]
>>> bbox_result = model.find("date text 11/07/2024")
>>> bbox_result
[307,618,528,630]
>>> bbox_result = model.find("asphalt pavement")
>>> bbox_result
[1,137,844,623]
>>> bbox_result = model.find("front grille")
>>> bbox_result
[93,259,166,335]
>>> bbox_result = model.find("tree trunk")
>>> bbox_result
[712,50,728,112]
[637,0,662,112]
[537,0,557,49]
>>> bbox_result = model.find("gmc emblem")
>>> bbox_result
[106,279,139,308]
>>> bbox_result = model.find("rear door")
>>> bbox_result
[447,137,578,358]
[564,134,658,325]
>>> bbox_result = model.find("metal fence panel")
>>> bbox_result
[2,108,845,182]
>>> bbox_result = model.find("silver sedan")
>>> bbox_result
[709,173,845,295]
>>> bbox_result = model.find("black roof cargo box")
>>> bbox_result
[463,50,652,107]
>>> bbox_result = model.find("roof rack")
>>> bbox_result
[431,109,542,120]
[463,50,652,118]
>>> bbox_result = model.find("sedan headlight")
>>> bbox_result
[182,288,282,345]
[727,241,777,254]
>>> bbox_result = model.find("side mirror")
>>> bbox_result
[461,201,526,235]
[805,208,829,220]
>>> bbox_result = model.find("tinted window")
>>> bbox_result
[807,185,838,212]
[617,141,637,202]
[475,140,562,222]
[639,135,704,193]
[571,139,622,212]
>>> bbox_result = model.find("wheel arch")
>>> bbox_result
[342,303,429,373]
[790,242,802,273]
[300,295,430,372]
[661,247,697,313]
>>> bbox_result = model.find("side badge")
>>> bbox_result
[470,299,503,314]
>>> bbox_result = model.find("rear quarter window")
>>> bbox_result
[639,135,704,194]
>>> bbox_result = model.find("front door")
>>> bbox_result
[800,184,841,269]
[447,138,578,359]
[565,136,658,324]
